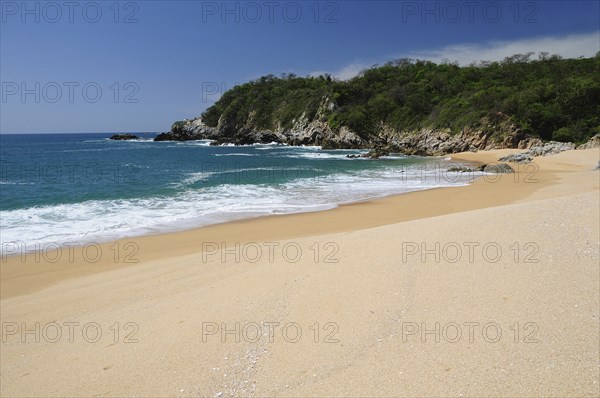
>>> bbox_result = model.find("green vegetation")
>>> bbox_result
[202,53,600,143]
[202,73,335,134]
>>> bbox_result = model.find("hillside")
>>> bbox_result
[158,53,600,154]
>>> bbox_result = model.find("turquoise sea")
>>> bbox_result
[0,133,475,252]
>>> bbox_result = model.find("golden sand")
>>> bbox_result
[1,148,599,396]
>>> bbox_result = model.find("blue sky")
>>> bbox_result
[1,0,599,133]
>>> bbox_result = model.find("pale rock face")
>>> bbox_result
[337,127,363,145]
[498,153,534,163]
[190,118,206,128]
[155,104,588,156]
[500,140,586,163]
[527,141,576,156]
[519,138,543,149]
[577,134,600,149]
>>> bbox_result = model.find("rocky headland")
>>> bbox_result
[110,134,141,140]
[155,56,600,157]
[154,115,599,158]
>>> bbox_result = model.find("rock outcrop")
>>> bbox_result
[498,141,579,163]
[498,153,534,163]
[110,134,140,140]
[577,134,600,149]
[346,146,394,159]
[154,119,219,141]
[156,114,547,157]
[447,166,477,172]
[526,141,575,156]
[483,163,514,173]
[158,108,588,158]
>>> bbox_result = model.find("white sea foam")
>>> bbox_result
[0,181,34,185]
[255,144,284,150]
[125,138,156,143]
[169,172,215,188]
[0,161,476,253]
[1,186,332,252]
[214,153,258,157]
[285,152,366,160]
[178,140,214,146]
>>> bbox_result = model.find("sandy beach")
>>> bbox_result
[1,148,599,396]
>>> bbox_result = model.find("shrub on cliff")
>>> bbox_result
[552,127,576,143]
[200,53,600,142]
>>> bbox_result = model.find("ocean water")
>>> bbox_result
[0,133,476,252]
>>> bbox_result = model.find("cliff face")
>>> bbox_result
[158,55,600,153]
[157,56,600,153]
[155,107,542,156]
[156,96,365,148]
[155,116,366,147]
[160,92,515,153]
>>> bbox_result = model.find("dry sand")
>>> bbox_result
[1,148,599,397]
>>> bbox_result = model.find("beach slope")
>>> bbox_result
[1,149,599,397]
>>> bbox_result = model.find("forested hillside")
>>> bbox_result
[200,53,600,143]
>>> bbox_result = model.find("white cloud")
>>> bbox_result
[407,31,599,65]
[314,31,600,80]
[335,63,372,80]
[309,62,371,80]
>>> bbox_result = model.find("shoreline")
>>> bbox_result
[0,151,468,255]
[1,147,598,397]
[0,150,498,257]
[2,148,596,299]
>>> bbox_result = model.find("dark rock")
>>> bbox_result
[345,146,394,159]
[110,134,140,140]
[498,153,533,163]
[154,132,172,141]
[483,163,514,173]
[362,146,393,159]
[154,131,198,141]
[447,166,475,172]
